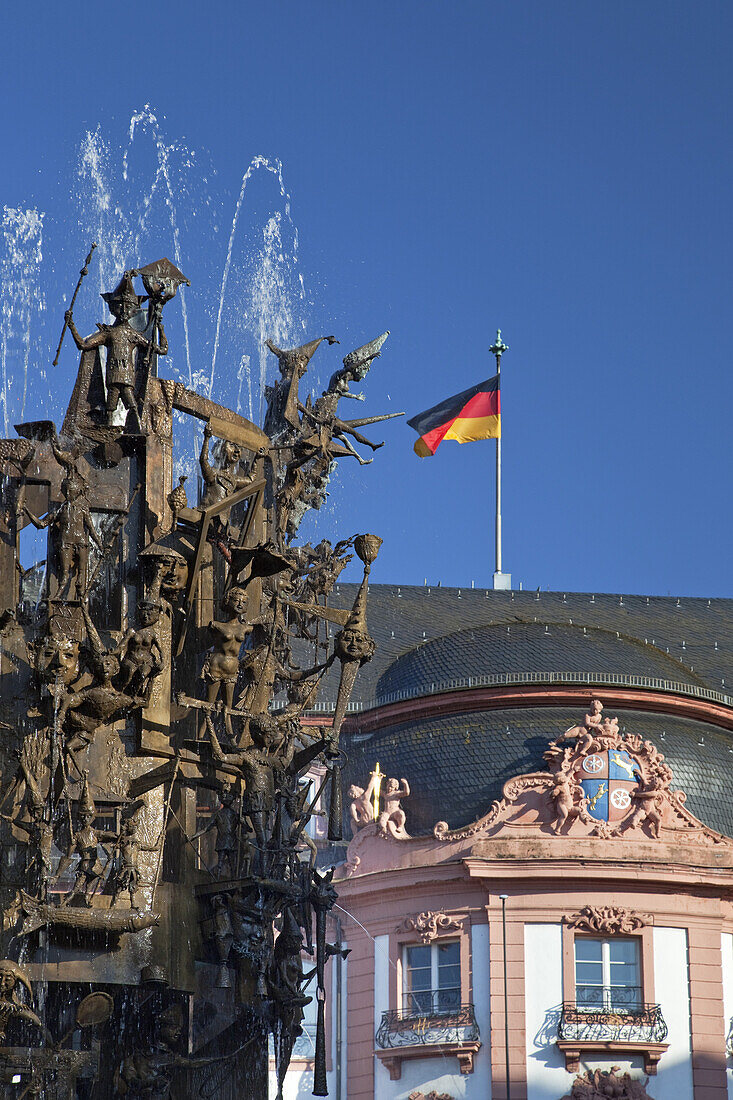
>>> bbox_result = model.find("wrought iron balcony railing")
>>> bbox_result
[559,998,668,1045]
[376,994,479,1050]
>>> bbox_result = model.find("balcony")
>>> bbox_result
[375,992,481,1081]
[557,990,668,1075]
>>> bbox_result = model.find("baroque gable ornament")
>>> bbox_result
[396,910,463,943]
[434,697,731,847]
[564,905,650,934]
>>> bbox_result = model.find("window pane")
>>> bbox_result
[608,986,641,1009]
[609,940,639,995]
[437,941,460,966]
[406,966,431,991]
[576,962,603,984]
[574,936,641,1011]
[436,986,460,1012]
[438,964,460,990]
[609,940,638,964]
[575,938,603,962]
[405,989,432,1014]
[406,945,431,970]
[609,967,638,985]
[404,944,432,1014]
[576,985,604,1008]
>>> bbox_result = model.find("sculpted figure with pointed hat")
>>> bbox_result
[65,270,168,430]
[264,335,338,434]
[58,770,117,907]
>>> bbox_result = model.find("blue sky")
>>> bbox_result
[2,1,732,597]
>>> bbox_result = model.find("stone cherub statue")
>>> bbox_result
[348,776,376,836]
[621,762,671,838]
[347,766,411,839]
[561,1066,653,1100]
[376,776,411,838]
[550,771,579,834]
[560,697,619,752]
[65,270,168,430]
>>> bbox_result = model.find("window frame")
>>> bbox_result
[377,914,481,1081]
[558,921,667,1076]
[392,916,471,1020]
[401,939,462,1016]
[573,934,642,1011]
[562,923,655,1008]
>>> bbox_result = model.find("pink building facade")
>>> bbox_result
[277,586,733,1100]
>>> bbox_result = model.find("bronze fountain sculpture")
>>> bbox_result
[0,252,399,1097]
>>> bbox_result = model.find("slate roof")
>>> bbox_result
[318,585,733,706]
[312,585,733,839]
[375,621,704,701]
[343,705,733,838]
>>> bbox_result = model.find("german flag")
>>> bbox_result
[407,376,500,457]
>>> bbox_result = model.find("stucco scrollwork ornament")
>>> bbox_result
[396,910,463,943]
[560,1066,652,1100]
[564,905,651,935]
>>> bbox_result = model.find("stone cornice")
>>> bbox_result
[334,853,733,911]
[343,683,733,735]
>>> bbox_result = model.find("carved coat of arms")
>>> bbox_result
[578,747,640,822]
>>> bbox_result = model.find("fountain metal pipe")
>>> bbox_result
[335,916,343,1100]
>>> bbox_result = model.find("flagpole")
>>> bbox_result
[490,330,510,590]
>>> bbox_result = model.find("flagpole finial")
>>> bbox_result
[489,329,508,364]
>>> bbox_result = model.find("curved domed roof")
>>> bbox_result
[343,705,733,838]
[375,621,703,703]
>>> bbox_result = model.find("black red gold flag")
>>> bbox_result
[407,376,500,457]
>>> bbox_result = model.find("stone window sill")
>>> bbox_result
[557,1039,669,1076]
[376,1041,481,1080]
